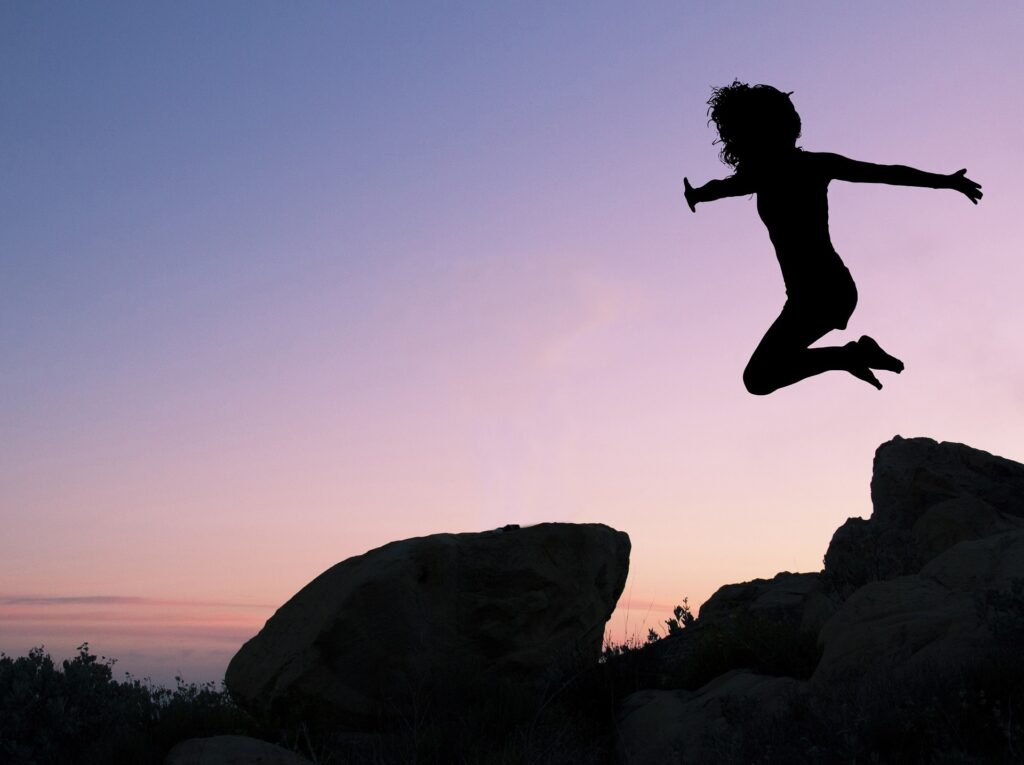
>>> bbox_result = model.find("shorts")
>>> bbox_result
[782,265,858,331]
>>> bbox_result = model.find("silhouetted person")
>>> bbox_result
[684,81,982,394]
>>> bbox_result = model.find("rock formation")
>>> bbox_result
[815,528,1024,682]
[162,435,1023,763]
[823,436,1024,595]
[225,522,629,728]
[616,436,1024,763]
[697,570,824,631]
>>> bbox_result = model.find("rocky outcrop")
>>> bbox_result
[815,529,1024,683]
[823,437,1024,595]
[698,571,818,625]
[164,736,313,765]
[698,570,837,634]
[225,522,629,728]
[870,436,1024,527]
[616,436,1024,764]
[167,435,1024,763]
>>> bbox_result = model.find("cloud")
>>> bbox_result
[0,595,274,609]
[0,595,273,655]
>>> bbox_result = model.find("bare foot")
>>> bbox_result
[848,364,883,390]
[857,336,904,373]
[843,341,883,389]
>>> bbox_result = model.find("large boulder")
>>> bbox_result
[814,529,1024,684]
[698,572,817,623]
[823,437,1024,595]
[871,436,1024,527]
[226,522,629,728]
[698,571,828,632]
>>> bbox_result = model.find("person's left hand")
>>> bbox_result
[949,169,983,204]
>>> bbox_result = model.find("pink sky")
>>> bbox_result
[2,3,1022,684]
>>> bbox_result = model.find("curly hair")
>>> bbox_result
[707,81,801,170]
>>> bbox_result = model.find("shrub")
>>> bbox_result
[0,644,262,765]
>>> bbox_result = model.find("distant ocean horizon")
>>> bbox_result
[0,592,677,686]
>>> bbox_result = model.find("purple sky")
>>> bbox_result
[2,2,1022,684]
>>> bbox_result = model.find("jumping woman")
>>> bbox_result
[684,81,982,394]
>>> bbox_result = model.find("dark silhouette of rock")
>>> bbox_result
[164,735,313,765]
[616,436,1024,764]
[178,436,1024,763]
[617,670,804,763]
[225,522,629,729]
[872,436,1024,526]
[616,572,829,698]
[815,529,1024,683]
[698,570,821,629]
[822,516,915,596]
[824,436,1024,595]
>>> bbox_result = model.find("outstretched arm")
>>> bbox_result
[818,152,983,204]
[684,174,756,212]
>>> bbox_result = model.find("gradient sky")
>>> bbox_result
[2,2,1022,685]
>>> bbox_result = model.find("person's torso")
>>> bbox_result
[753,151,846,289]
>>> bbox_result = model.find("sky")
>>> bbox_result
[2,2,1023,685]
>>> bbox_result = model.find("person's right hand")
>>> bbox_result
[684,177,697,212]
[949,169,983,204]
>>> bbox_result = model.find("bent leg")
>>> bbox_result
[743,305,883,395]
[743,308,835,394]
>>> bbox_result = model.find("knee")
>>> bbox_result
[743,361,778,396]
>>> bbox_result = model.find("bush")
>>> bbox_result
[0,644,262,765]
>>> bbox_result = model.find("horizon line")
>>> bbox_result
[0,595,277,609]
